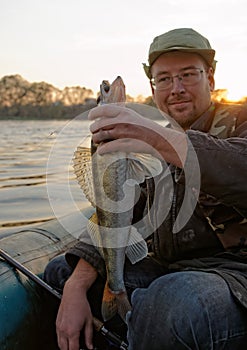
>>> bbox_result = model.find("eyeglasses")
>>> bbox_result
[151,68,205,91]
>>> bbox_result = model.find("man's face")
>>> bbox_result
[151,51,215,130]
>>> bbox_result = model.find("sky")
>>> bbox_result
[1,0,247,101]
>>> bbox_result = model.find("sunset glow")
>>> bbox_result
[1,0,247,101]
[225,89,246,103]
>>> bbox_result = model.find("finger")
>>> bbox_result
[97,138,143,154]
[90,117,118,134]
[84,320,94,350]
[67,332,81,350]
[91,129,115,144]
[57,333,68,350]
[97,138,163,159]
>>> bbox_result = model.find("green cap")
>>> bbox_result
[143,28,216,79]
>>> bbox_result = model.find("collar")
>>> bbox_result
[190,103,216,133]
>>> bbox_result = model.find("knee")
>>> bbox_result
[43,254,72,292]
[127,271,230,350]
[131,271,210,321]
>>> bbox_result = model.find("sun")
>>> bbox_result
[215,72,247,103]
[226,88,246,102]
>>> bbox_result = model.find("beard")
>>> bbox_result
[167,104,199,130]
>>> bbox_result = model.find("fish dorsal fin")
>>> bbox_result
[73,136,96,207]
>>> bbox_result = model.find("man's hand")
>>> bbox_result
[88,104,188,168]
[56,259,97,350]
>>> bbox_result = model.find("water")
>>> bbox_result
[0,110,167,235]
[0,118,91,234]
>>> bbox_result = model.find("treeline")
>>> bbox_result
[0,75,155,119]
[0,75,98,119]
[0,74,246,120]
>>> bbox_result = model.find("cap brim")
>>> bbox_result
[150,47,215,67]
[144,48,216,79]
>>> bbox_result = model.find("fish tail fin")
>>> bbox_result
[101,282,131,323]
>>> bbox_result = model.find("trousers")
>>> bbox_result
[44,255,247,350]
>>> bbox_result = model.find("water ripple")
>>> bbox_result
[0,119,90,233]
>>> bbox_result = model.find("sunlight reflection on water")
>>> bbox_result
[0,118,91,232]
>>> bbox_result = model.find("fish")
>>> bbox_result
[73,76,162,322]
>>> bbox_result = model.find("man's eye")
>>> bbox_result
[183,71,195,77]
[158,76,171,82]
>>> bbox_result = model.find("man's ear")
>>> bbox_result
[208,67,215,92]
[150,81,156,103]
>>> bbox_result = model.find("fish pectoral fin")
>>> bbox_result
[101,283,131,323]
[125,226,148,264]
[127,153,163,183]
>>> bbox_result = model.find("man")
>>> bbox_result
[44,28,247,349]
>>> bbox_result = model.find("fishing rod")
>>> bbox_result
[0,248,128,350]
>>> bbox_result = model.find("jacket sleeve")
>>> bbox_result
[65,235,106,278]
[185,121,247,216]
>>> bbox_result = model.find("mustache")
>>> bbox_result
[168,98,191,104]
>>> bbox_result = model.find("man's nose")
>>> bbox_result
[170,77,185,94]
